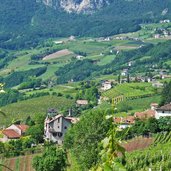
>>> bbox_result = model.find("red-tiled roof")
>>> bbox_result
[157,104,171,111]
[134,109,155,119]
[15,124,29,133]
[114,116,135,124]
[2,129,20,139]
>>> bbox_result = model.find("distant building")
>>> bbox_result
[160,19,170,23]
[134,110,155,120]
[150,103,159,110]
[113,116,135,129]
[76,100,88,106]
[155,104,171,119]
[75,55,84,60]
[154,34,161,39]
[121,69,128,76]
[152,81,163,88]
[101,81,112,91]
[0,124,29,143]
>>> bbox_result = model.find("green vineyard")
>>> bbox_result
[102,83,155,99]
[153,132,171,145]
[123,142,171,171]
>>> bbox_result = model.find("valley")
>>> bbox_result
[0,20,171,171]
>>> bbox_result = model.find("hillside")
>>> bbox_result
[0,0,171,49]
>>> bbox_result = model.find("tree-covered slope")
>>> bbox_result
[0,0,171,49]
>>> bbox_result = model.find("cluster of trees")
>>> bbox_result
[0,89,23,107]
[0,137,35,157]
[0,66,47,88]
[18,78,42,90]
[56,59,99,83]
[64,109,111,170]
[76,81,99,106]
[33,145,67,171]
[25,114,46,144]
[124,117,171,139]
[160,81,171,105]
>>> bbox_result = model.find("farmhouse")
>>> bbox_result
[101,80,112,91]
[0,124,29,143]
[76,100,88,106]
[44,110,79,144]
[155,104,171,119]
[113,116,135,129]
[134,110,155,120]
[121,69,128,76]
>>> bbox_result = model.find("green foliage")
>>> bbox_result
[56,59,99,83]
[33,146,66,171]
[102,83,155,99]
[160,81,171,105]
[76,81,99,105]
[18,78,42,90]
[122,142,171,171]
[0,89,23,107]
[91,118,126,171]
[1,67,47,88]
[1,0,170,49]
[64,110,111,170]
[126,117,171,139]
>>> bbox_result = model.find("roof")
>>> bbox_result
[15,124,29,133]
[65,117,80,124]
[2,129,20,139]
[134,109,155,119]
[46,114,63,124]
[150,103,158,107]
[157,104,171,111]
[76,100,88,105]
[114,116,135,124]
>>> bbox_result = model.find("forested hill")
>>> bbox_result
[0,0,171,49]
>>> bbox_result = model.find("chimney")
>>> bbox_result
[68,108,72,117]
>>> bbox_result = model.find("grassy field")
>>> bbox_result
[0,96,75,127]
[102,82,155,99]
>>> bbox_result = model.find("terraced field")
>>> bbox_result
[102,83,155,99]
[0,155,35,171]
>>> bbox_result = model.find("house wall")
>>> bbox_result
[0,135,9,143]
[45,117,71,144]
[155,110,171,119]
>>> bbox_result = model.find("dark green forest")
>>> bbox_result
[0,0,171,49]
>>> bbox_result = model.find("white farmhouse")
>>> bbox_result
[101,81,112,91]
[155,104,171,119]
[121,69,128,76]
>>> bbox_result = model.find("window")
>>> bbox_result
[162,111,165,113]
[58,132,63,137]
[53,133,57,137]
[64,126,67,129]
